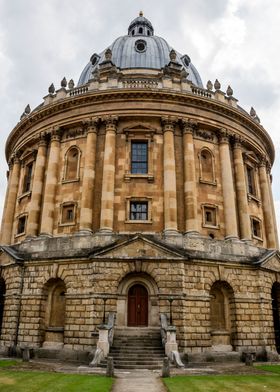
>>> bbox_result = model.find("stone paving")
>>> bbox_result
[112,370,166,392]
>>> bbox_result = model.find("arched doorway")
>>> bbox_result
[127,284,148,326]
[41,278,66,346]
[209,280,236,350]
[0,278,6,337]
[272,282,280,354]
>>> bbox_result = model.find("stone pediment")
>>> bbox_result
[0,246,24,266]
[90,235,185,260]
[256,250,280,272]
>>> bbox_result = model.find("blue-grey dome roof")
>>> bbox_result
[78,14,203,88]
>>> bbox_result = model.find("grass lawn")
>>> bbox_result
[256,364,280,374]
[163,373,280,392]
[0,368,113,392]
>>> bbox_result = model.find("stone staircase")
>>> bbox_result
[99,327,165,369]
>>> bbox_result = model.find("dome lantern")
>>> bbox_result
[128,12,154,37]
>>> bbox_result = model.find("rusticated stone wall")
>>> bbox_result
[0,256,278,355]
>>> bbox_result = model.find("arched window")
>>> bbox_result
[210,281,236,349]
[63,146,80,182]
[199,148,215,184]
[0,278,6,337]
[139,27,143,34]
[272,282,280,354]
[42,278,66,345]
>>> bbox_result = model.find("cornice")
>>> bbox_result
[5,89,275,164]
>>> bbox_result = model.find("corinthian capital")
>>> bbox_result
[218,127,232,144]
[161,116,178,132]
[103,115,118,132]
[50,126,62,141]
[181,118,198,134]
[83,117,99,134]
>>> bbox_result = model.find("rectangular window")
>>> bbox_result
[17,216,26,235]
[204,206,217,226]
[23,163,33,193]
[246,166,256,195]
[130,201,148,221]
[62,204,75,224]
[131,141,148,174]
[251,218,262,239]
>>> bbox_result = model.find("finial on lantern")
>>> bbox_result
[139,11,143,17]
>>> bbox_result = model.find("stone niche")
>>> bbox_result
[210,281,235,352]
[42,278,66,349]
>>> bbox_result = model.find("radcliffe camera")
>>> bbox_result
[0,10,279,388]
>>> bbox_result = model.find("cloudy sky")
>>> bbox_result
[0,0,279,237]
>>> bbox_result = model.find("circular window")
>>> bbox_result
[135,40,147,53]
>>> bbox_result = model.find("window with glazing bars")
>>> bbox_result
[131,141,148,174]
[23,163,33,193]
[130,201,148,220]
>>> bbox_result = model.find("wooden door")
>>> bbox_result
[127,284,148,326]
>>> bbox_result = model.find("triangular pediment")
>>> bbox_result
[0,246,24,266]
[256,250,280,272]
[90,235,185,260]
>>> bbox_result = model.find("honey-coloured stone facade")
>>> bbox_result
[0,14,280,362]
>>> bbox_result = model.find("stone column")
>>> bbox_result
[26,134,48,237]
[40,128,61,236]
[80,120,98,233]
[268,172,279,249]
[162,117,178,234]
[182,120,198,234]
[233,137,251,241]
[219,130,238,239]
[99,117,118,232]
[0,154,21,244]
[259,158,277,248]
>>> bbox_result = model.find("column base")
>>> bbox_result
[39,232,53,238]
[184,230,200,237]
[77,229,93,235]
[241,238,252,244]
[163,229,179,236]
[224,235,240,242]
[98,228,113,234]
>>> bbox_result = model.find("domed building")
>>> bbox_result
[0,13,280,365]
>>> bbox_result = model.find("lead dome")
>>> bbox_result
[78,13,203,87]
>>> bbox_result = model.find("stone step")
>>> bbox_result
[112,343,163,347]
[99,363,163,370]
[110,352,165,358]
[110,348,164,353]
[114,328,160,337]
[101,327,165,370]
